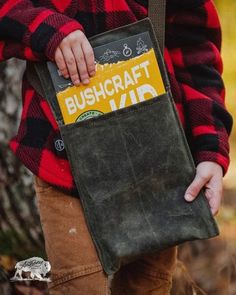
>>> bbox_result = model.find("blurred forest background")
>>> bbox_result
[0,1,235,294]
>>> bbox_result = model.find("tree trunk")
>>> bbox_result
[0,59,45,262]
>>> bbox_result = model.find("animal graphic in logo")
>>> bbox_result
[10,257,51,282]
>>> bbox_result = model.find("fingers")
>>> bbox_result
[184,174,210,202]
[54,48,69,79]
[81,39,96,77]
[72,44,89,85]
[61,44,80,86]
[204,175,223,216]
[205,188,221,216]
[54,30,96,86]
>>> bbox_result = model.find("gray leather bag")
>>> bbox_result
[26,1,219,275]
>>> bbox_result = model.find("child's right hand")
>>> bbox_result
[54,30,95,86]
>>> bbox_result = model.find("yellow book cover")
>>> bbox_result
[47,32,166,124]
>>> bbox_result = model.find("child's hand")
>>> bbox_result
[54,30,95,86]
[184,161,223,216]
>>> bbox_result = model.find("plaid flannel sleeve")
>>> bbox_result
[166,0,233,174]
[0,0,83,61]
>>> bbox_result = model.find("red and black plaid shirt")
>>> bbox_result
[0,0,233,193]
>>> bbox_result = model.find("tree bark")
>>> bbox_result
[0,59,45,262]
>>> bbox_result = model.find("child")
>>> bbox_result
[0,0,232,294]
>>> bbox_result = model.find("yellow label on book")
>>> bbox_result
[57,48,166,124]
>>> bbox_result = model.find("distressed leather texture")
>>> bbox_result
[27,18,219,275]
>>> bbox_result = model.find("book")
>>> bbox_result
[47,31,166,124]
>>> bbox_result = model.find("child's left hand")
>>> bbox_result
[184,161,223,216]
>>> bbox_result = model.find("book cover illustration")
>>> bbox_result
[47,32,166,124]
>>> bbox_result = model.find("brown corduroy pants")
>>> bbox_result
[34,176,177,295]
